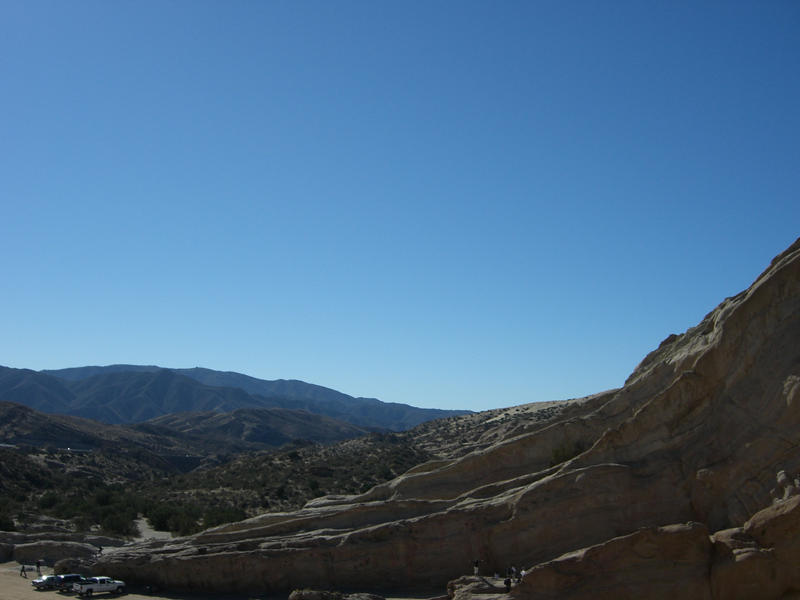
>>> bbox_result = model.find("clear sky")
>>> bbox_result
[2,1,798,411]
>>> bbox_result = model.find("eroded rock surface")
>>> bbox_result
[96,239,800,599]
[513,522,712,600]
[12,540,98,566]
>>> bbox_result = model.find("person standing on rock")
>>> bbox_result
[473,559,480,575]
[20,564,26,577]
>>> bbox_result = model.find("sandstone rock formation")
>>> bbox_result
[12,540,98,566]
[512,488,800,600]
[95,238,800,599]
[0,531,122,567]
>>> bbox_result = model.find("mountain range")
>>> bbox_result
[0,365,469,431]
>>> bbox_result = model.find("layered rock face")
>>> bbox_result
[96,238,800,599]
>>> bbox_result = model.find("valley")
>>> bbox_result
[1,238,799,599]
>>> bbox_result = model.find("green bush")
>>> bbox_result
[38,491,59,510]
[202,506,246,529]
[101,512,138,536]
[145,503,202,536]
[550,440,585,466]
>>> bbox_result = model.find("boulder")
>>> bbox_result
[447,576,511,600]
[54,557,94,575]
[709,494,800,599]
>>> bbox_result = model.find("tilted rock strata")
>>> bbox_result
[513,522,713,600]
[96,239,800,598]
[13,540,98,566]
[506,491,800,600]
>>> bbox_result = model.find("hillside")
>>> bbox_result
[0,402,431,536]
[0,400,370,456]
[93,238,800,600]
[0,394,582,539]
[141,407,368,448]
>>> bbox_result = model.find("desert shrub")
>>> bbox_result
[202,506,246,528]
[38,491,59,510]
[94,489,113,506]
[550,441,585,466]
[101,512,138,537]
[73,516,92,532]
[145,503,202,536]
[145,504,176,531]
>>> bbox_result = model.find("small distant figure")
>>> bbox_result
[504,577,512,593]
[36,559,41,573]
[20,564,27,577]
[473,559,480,575]
[519,568,526,583]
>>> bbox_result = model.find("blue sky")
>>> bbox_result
[2,1,798,411]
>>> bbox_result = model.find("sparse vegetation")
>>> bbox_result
[0,400,573,537]
[0,432,432,536]
[550,440,585,466]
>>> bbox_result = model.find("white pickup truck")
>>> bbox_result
[73,576,126,596]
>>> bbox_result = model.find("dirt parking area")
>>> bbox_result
[1,562,439,600]
[0,562,248,600]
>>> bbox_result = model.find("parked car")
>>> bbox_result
[56,574,88,592]
[73,576,125,597]
[32,574,60,590]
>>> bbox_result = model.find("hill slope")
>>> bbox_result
[142,407,368,448]
[0,400,369,457]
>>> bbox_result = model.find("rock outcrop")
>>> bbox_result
[512,522,713,600]
[0,530,120,567]
[511,489,800,600]
[12,540,98,566]
[96,238,800,599]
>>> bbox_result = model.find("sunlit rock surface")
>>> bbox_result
[96,239,800,599]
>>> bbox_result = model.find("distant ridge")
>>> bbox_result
[0,400,368,455]
[41,364,163,380]
[3,365,470,430]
